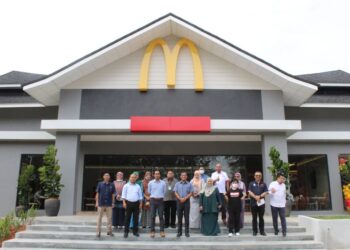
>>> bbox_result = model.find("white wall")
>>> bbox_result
[299,215,350,249]
[65,36,278,91]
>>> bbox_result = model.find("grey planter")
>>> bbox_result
[285,199,292,217]
[44,198,60,216]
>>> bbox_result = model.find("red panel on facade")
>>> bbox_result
[130,116,211,133]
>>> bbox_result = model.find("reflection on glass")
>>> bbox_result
[82,155,262,211]
[288,155,331,211]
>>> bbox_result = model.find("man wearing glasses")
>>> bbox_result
[248,171,268,236]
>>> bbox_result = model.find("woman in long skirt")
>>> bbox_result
[112,172,126,229]
[189,170,205,229]
[199,178,221,236]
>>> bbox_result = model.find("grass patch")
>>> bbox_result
[313,215,350,220]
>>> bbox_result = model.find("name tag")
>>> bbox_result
[168,186,172,191]
[230,192,239,198]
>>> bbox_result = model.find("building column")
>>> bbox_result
[55,89,82,215]
[55,133,80,215]
[327,151,345,213]
[261,133,288,214]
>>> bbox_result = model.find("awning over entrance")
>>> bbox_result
[41,119,301,136]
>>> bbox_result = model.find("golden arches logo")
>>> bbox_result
[139,38,204,91]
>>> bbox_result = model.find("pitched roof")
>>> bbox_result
[0,71,46,87]
[0,89,40,104]
[297,70,350,84]
[22,13,317,106]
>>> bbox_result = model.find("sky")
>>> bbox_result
[0,0,349,76]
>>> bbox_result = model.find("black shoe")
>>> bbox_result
[171,225,176,228]
[133,232,140,237]
[185,233,190,238]
[107,232,114,237]
[177,232,182,237]
[123,232,128,238]
[253,232,257,236]
[96,232,101,238]
[282,232,287,237]
[260,232,267,236]
[274,231,279,236]
[164,225,169,228]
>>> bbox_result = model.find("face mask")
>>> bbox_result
[232,183,238,189]
[199,170,204,174]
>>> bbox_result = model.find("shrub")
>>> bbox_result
[38,145,64,198]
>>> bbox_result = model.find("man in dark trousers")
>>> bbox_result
[248,171,268,236]
[163,170,178,228]
[122,173,143,238]
[95,173,115,238]
[174,171,193,238]
[148,170,167,238]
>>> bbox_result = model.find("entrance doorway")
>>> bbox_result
[81,155,262,211]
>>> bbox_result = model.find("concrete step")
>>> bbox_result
[26,224,306,234]
[32,219,299,227]
[2,238,325,249]
[15,230,314,242]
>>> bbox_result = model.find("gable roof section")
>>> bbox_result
[297,70,350,86]
[23,13,317,106]
[0,71,46,88]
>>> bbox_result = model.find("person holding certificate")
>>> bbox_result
[248,171,268,236]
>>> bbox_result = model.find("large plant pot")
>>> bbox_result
[44,198,60,216]
[15,205,27,217]
[285,199,292,217]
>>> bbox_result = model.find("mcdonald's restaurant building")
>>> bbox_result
[1,13,350,216]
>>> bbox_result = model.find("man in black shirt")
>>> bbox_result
[248,171,268,236]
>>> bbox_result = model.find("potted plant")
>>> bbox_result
[339,157,350,213]
[268,146,293,216]
[16,164,35,216]
[38,145,64,216]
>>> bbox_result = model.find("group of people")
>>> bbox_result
[95,163,288,238]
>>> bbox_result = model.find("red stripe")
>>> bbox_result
[130,116,211,133]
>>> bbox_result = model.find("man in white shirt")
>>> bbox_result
[268,173,287,237]
[211,163,229,224]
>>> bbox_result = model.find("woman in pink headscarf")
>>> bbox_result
[113,171,126,229]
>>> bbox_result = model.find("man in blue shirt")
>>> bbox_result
[199,166,209,182]
[122,173,143,238]
[95,173,116,237]
[248,171,268,236]
[174,171,194,238]
[148,170,167,238]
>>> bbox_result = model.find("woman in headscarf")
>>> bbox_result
[199,178,221,236]
[141,171,152,228]
[189,170,205,229]
[112,171,126,230]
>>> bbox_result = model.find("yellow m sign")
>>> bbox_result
[139,38,204,92]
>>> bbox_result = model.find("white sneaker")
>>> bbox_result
[235,232,240,236]
[228,233,233,237]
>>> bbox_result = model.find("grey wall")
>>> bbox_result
[80,141,262,155]
[285,107,350,131]
[288,142,348,213]
[261,90,285,119]
[58,90,82,119]
[80,89,262,119]
[0,142,52,217]
[0,107,57,131]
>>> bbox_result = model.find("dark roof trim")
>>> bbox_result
[23,13,319,87]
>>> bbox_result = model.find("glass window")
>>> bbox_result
[288,155,331,211]
[17,154,44,209]
[82,155,262,211]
